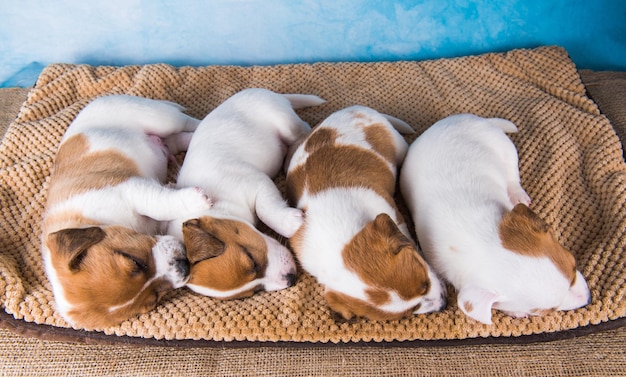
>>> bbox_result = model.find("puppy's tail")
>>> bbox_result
[383,114,415,134]
[283,94,326,109]
[488,118,519,134]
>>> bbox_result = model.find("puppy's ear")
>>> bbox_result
[502,204,550,234]
[373,213,396,232]
[372,214,413,254]
[47,227,106,272]
[457,286,499,325]
[499,204,553,255]
[182,219,225,264]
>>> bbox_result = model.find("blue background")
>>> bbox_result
[1,0,625,87]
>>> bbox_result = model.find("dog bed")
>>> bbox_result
[0,46,624,345]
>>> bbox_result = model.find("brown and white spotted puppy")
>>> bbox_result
[399,114,591,324]
[42,95,213,329]
[285,105,447,321]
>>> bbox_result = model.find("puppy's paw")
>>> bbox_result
[177,187,214,212]
[275,208,304,238]
[507,184,531,206]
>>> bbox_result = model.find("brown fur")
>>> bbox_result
[499,204,577,285]
[363,123,398,163]
[324,290,412,321]
[343,214,430,302]
[46,134,139,206]
[46,226,171,328]
[183,217,268,299]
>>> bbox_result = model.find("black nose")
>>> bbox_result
[176,258,190,278]
[285,272,297,287]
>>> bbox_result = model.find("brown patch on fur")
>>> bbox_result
[363,123,397,163]
[343,214,431,301]
[46,134,140,205]
[499,204,577,283]
[351,111,368,120]
[285,162,308,206]
[287,143,396,207]
[365,288,391,305]
[324,290,411,321]
[463,301,474,313]
[304,127,338,154]
[46,225,169,328]
[183,216,268,298]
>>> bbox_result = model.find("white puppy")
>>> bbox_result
[168,88,325,299]
[42,95,213,329]
[400,113,591,324]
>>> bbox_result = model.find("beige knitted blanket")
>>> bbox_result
[1,46,624,344]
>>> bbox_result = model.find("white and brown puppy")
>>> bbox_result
[167,88,325,299]
[285,106,447,321]
[42,95,213,329]
[400,113,591,325]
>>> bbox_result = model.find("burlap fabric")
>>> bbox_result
[1,46,624,344]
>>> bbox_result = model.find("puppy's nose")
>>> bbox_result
[175,258,190,278]
[285,272,297,287]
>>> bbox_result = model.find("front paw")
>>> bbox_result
[178,187,213,213]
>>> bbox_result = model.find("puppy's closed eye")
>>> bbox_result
[241,246,261,274]
[116,250,149,276]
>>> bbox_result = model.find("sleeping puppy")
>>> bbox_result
[42,95,213,329]
[167,88,325,299]
[285,105,447,321]
[400,113,591,324]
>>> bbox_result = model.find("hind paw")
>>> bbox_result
[507,184,531,206]
[273,208,304,238]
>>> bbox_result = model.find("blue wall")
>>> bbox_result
[1,0,625,87]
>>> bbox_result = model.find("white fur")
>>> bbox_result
[400,113,591,324]
[167,88,324,293]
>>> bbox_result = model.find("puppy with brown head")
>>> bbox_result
[285,106,447,321]
[167,88,325,299]
[42,95,213,329]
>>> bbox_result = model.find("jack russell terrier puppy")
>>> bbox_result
[285,106,447,321]
[42,95,213,329]
[400,113,591,324]
[167,88,325,299]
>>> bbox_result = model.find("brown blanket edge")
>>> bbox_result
[1,310,625,348]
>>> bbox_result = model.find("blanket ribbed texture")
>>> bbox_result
[1,46,624,343]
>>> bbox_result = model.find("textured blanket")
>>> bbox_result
[1,46,624,344]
